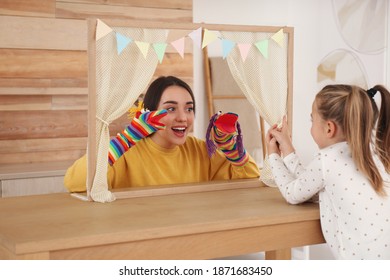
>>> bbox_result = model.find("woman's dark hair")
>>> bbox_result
[143,76,195,113]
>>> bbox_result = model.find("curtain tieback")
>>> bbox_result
[96,116,110,126]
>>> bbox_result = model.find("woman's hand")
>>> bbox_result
[108,109,167,165]
[206,112,248,166]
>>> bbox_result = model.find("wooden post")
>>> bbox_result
[86,18,97,201]
[202,44,214,118]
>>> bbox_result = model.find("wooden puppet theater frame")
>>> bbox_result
[83,18,294,203]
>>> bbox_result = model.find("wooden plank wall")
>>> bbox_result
[0,0,193,165]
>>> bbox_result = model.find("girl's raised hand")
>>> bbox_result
[269,116,295,157]
[266,124,281,156]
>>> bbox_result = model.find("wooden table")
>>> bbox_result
[0,180,325,260]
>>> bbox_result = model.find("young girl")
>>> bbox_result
[266,84,390,259]
[64,76,260,192]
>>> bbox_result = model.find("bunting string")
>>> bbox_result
[96,19,285,63]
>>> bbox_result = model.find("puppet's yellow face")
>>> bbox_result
[150,85,195,149]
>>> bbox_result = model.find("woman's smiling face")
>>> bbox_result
[150,85,195,149]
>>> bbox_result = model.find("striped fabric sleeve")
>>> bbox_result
[108,109,167,165]
[212,126,249,166]
[211,112,249,166]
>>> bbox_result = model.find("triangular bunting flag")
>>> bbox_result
[96,19,113,41]
[188,27,202,49]
[202,29,219,49]
[171,37,185,58]
[153,43,168,63]
[271,28,284,47]
[116,32,132,55]
[222,39,236,59]
[135,41,150,58]
[238,43,251,62]
[255,39,269,59]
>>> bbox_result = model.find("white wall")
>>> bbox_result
[193,0,321,162]
[193,0,388,260]
[194,0,388,159]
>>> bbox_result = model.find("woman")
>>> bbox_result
[64,76,260,192]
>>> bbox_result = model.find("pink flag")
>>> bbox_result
[238,43,251,62]
[188,27,202,49]
[171,37,185,58]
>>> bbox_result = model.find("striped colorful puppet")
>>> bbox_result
[206,111,249,166]
[108,109,167,165]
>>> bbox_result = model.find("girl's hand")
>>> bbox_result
[266,124,281,156]
[269,116,295,157]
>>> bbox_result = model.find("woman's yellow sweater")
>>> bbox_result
[64,136,260,192]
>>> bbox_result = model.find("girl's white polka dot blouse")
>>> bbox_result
[269,141,390,259]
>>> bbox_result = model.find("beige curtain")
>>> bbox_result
[222,30,288,186]
[89,27,167,202]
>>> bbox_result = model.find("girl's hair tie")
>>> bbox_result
[366,88,377,99]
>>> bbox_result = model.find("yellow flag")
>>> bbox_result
[135,41,150,58]
[271,29,284,47]
[96,19,112,41]
[202,29,219,48]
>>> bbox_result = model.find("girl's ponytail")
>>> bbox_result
[371,85,390,173]
[343,86,383,194]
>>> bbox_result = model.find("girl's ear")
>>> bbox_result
[326,120,337,138]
